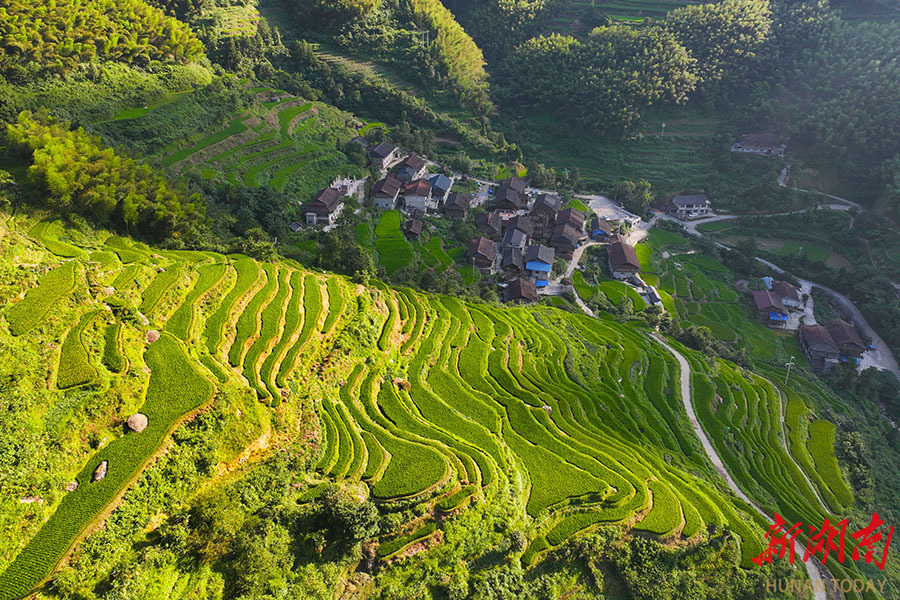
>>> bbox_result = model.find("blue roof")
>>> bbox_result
[535,280,549,287]
[429,174,452,191]
[768,312,788,321]
[526,261,552,272]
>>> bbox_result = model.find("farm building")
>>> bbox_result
[666,194,711,220]
[503,278,539,303]
[589,215,612,241]
[501,247,524,273]
[403,218,423,240]
[550,224,581,259]
[556,207,585,232]
[466,237,498,273]
[607,235,641,279]
[372,174,402,210]
[428,174,453,202]
[799,324,840,371]
[525,244,554,287]
[771,280,803,309]
[396,154,428,182]
[825,319,866,362]
[477,211,504,239]
[443,192,471,219]
[369,141,399,168]
[402,179,435,213]
[494,177,529,211]
[506,215,534,238]
[752,290,788,327]
[731,133,786,156]
[304,187,344,226]
[531,193,561,238]
[289,221,302,233]
[500,228,528,252]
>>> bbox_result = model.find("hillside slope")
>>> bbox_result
[0,213,866,599]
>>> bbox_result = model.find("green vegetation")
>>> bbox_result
[808,420,855,509]
[374,211,414,275]
[0,0,203,77]
[4,262,76,336]
[0,333,213,600]
[101,323,126,373]
[56,311,99,389]
[138,264,183,317]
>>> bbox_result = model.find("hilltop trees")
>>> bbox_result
[664,0,771,92]
[504,27,696,134]
[5,111,208,243]
[0,0,204,78]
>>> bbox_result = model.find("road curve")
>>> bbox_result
[651,334,827,600]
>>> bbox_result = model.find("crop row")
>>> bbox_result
[6,262,76,336]
[138,263,184,317]
[56,311,100,389]
[204,257,260,355]
[166,263,228,341]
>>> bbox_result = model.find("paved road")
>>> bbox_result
[652,334,827,600]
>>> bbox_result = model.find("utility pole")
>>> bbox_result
[661,122,666,138]
[784,356,795,385]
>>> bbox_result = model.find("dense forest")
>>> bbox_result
[0,0,204,78]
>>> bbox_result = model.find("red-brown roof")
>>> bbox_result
[467,237,497,261]
[373,174,401,197]
[503,278,538,303]
[752,290,786,314]
[772,280,800,302]
[607,238,640,272]
[825,319,864,350]
[306,187,342,214]
[404,179,432,197]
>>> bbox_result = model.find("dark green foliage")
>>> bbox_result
[315,485,379,552]
[6,112,209,243]
[612,180,653,215]
[503,26,697,135]
[0,0,204,79]
[664,0,772,91]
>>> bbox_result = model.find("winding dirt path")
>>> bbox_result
[651,334,827,600]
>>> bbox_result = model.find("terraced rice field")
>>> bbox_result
[549,0,697,31]
[154,88,365,198]
[0,218,863,598]
[374,211,415,275]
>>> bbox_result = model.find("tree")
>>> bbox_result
[665,0,772,91]
[612,180,653,215]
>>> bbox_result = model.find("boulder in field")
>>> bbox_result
[126,413,148,433]
[92,460,108,482]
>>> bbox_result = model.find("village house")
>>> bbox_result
[402,179,435,213]
[524,244,555,288]
[556,207,585,233]
[477,210,504,239]
[771,280,803,310]
[589,215,612,241]
[731,133,786,156]
[494,177,529,211]
[799,319,866,370]
[503,278,539,303]
[443,192,471,219]
[466,237,498,274]
[396,154,428,182]
[500,228,528,253]
[799,324,840,371]
[825,319,866,362]
[371,174,402,210]
[531,193,561,238]
[304,187,344,226]
[331,176,365,200]
[506,215,534,238]
[752,289,789,327]
[501,247,524,274]
[289,221,302,233]
[666,194,711,220]
[607,234,641,279]
[428,173,453,203]
[550,223,580,259]
[369,141,399,169]
[403,218,423,241]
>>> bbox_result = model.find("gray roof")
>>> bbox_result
[370,141,396,158]
[672,194,710,207]
[501,228,527,249]
[501,247,524,270]
[524,244,555,265]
